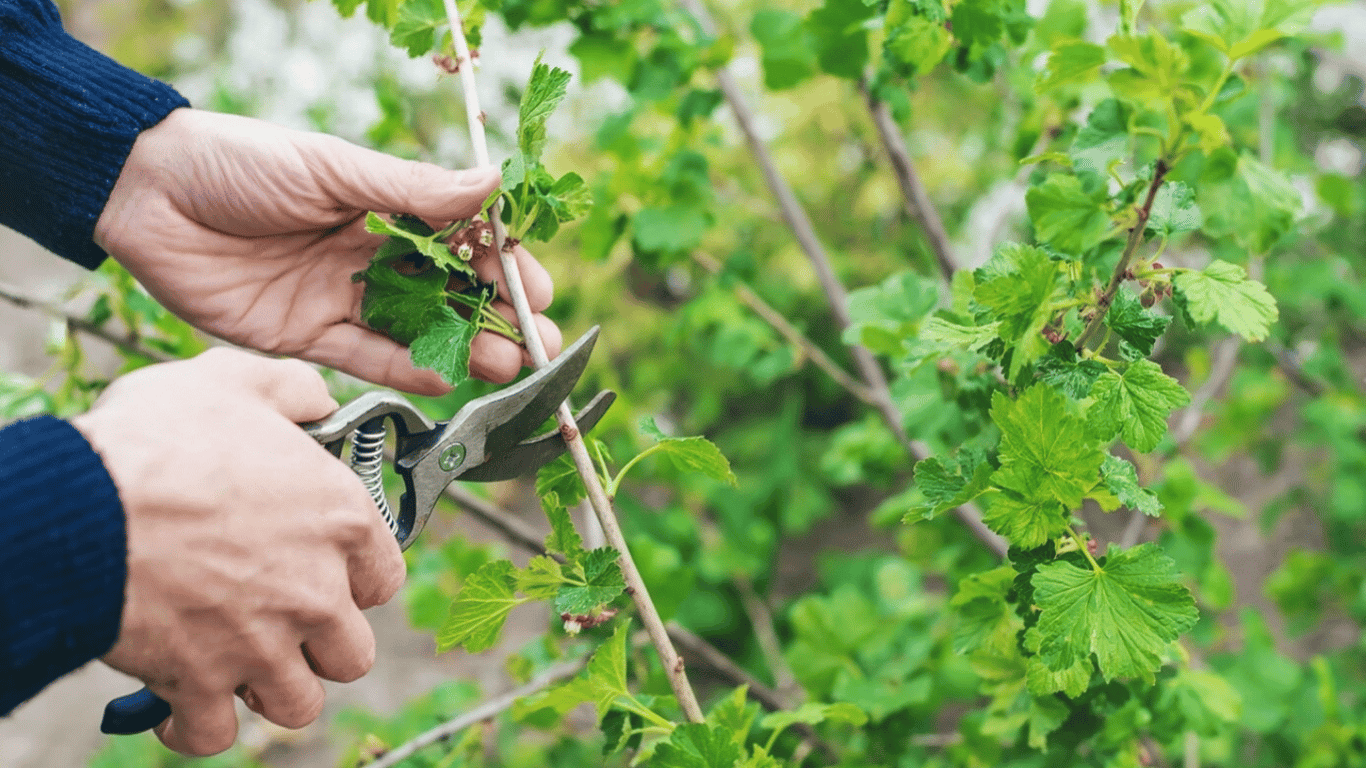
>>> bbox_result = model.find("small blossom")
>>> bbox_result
[479,228,494,247]
[457,243,474,261]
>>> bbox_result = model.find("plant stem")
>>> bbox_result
[0,281,174,363]
[678,0,1007,559]
[359,659,585,768]
[1068,525,1102,572]
[860,81,958,282]
[439,0,705,723]
[1074,159,1170,351]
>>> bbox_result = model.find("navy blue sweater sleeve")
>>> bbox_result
[0,0,188,714]
[0,0,189,269]
[0,416,126,715]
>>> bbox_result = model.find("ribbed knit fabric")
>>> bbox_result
[0,416,126,715]
[0,0,189,269]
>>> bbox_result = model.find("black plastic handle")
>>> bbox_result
[101,687,171,734]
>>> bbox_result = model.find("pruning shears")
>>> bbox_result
[99,327,614,736]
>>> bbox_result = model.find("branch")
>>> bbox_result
[860,82,957,282]
[0,281,174,364]
[439,0,704,722]
[360,659,585,768]
[677,0,1005,559]
[734,576,798,697]
[1074,160,1170,351]
[690,252,874,403]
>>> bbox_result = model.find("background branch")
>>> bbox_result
[0,281,173,364]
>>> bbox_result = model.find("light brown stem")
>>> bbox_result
[360,659,584,768]
[690,252,873,403]
[439,0,704,723]
[0,281,174,364]
[861,83,957,281]
[678,0,1006,559]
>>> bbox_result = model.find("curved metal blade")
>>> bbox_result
[457,390,616,481]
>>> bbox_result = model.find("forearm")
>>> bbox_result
[0,416,126,715]
[0,0,188,269]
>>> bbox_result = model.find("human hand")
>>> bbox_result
[72,348,406,755]
[94,108,562,395]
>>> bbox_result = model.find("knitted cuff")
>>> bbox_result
[0,415,127,715]
[0,0,189,269]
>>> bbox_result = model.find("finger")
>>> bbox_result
[304,323,451,397]
[471,244,554,313]
[468,309,562,384]
[239,662,326,730]
[198,348,338,422]
[306,136,501,221]
[302,605,377,683]
[345,511,406,609]
[154,695,239,756]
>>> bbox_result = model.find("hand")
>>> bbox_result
[94,108,562,394]
[73,348,406,755]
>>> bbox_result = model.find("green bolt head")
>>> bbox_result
[439,443,466,471]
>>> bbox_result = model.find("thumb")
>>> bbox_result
[305,135,501,220]
[200,349,339,423]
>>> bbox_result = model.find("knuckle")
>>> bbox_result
[268,687,325,729]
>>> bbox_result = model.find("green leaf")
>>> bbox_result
[844,271,939,354]
[437,560,526,653]
[583,622,632,720]
[1181,0,1317,61]
[632,204,712,254]
[652,723,746,768]
[641,417,738,486]
[806,0,876,79]
[750,10,817,89]
[1032,543,1199,684]
[972,244,1063,376]
[979,486,1069,549]
[1146,181,1203,237]
[1199,155,1302,254]
[1036,349,1108,399]
[555,547,625,616]
[1027,174,1112,255]
[1104,290,1170,356]
[918,317,1001,352]
[537,453,587,508]
[883,11,952,77]
[1087,359,1191,452]
[907,448,993,520]
[543,498,586,561]
[992,385,1107,509]
[389,0,444,57]
[951,565,1021,656]
[516,556,567,600]
[518,54,573,163]
[706,687,757,745]
[409,305,478,386]
[1036,40,1106,91]
[1173,260,1279,341]
[1102,454,1162,517]
[1023,628,1094,696]
[355,261,449,345]
[1070,98,1130,182]
[760,702,867,736]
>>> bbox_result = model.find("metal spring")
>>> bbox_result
[350,418,398,536]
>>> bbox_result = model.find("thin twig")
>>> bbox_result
[690,252,874,403]
[1074,160,1170,351]
[360,659,585,768]
[734,577,797,697]
[860,82,957,281]
[0,281,173,363]
[439,0,704,722]
[678,0,1006,559]
[444,484,548,554]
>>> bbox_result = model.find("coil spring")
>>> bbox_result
[350,418,398,536]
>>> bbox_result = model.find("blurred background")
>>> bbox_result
[1,0,1365,765]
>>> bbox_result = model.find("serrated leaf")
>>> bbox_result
[652,723,746,768]
[1173,260,1279,341]
[951,565,1021,655]
[537,453,587,508]
[760,702,867,735]
[1027,174,1111,255]
[1023,628,1094,696]
[992,385,1107,510]
[972,244,1063,376]
[542,497,586,561]
[750,9,817,89]
[1036,39,1106,91]
[1071,98,1130,181]
[907,448,993,520]
[979,487,1069,549]
[884,13,953,77]
[355,261,449,345]
[1147,181,1202,237]
[1032,543,1199,684]
[555,547,625,615]
[409,305,478,386]
[584,622,631,720]
[806,0,875,79]
[641,419,738,487]
[1087,359,1191,452]
[1036,353,1108,399]
[1102,454,1162,517]
[389,0,444,57]
[706,687,757,745]
[437,560,526,653]
[1104,290,1170,356]
[918,317,1001,351]
[518,54,573,163]
[517,556,567,600]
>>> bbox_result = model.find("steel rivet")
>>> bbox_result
[439,443,466,471]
